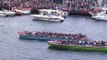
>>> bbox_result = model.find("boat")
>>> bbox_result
[32,14,64,22]
[14,9,30,15]
[48,40,107,52]
[89,7,107,20]
[18,31,87,41]
[0,0,16,17]
[91,11,107,20]
[0,10,16,17]
[31,9,67,22]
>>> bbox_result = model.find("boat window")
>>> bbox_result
[49,11,59,16]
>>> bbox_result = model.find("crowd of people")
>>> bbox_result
[67,0,100,14]
[0,0,107,15]
[0,0,102,10]
[0,0,59,10]
[54,40,107,47]
[23,31,87,40]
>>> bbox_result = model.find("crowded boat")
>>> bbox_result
[49,40,107,47]
[48,40,107,52]
[18,31,87,40]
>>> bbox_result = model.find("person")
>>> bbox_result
[84,40,88,45]
[101,40,105,46]
[79,40,82,45]
[93,41,97,46]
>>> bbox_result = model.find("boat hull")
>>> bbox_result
[92,16,107,21]
[0,11,15,17]
[33,17,64,22]
[32,15,64,22]
[48,43,107,52]
[20,35,65,41]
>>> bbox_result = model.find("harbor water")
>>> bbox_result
[0,15,107,60]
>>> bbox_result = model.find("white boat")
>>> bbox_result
[91,9,107,20]
[32,14,64,22]
[32,9,67,22]
[0,10,16,17]
[14,9,30,15]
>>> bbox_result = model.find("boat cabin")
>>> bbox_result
[39,9,61,16]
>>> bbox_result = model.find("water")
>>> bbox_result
[0,15,107,60]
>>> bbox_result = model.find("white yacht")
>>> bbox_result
[91,11,107,20]
[89,7,107,21]
[0,10,15,17]
[32,9,68,22]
